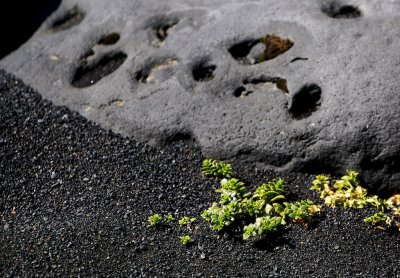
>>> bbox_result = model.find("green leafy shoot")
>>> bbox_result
[165,214,175,223]
[284,200,321,224]
[202,159,233,179]
[364,212,392,230]
[216,178,249,204]
[311,175,330,191]
[365,196,391,212]
[201,178,249,232]
[243,216,283,240]
[241,179,286,218]
[147,214,162,227]
[203,169,320,240]
[179,216,196,226]
[179,235,193,245]
[333,170,360,191]
[310,170,386,209]
[202,202,241,232]
[388,194,400,208]
[311,171,400,232]
[252,179,286,202]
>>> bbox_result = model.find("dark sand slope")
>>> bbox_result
[1,70,400,277]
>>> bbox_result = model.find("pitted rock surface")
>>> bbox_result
[1,0,400,193]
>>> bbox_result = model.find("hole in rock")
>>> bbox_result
[321,2,362,18]
[72,52,127,88]
[0,0,61,59]
[98,32,120,45]
[234,77,289,97]
[135,58,178,84]
[234,87,247,97]
[229,35,294,65]
[83,49,95,60]
[151,18,179,46]
[290,57,308,63]
[192,61,216,82]
[289,83,321,119]
[51,6,85,31]
[135,71,146,83]
[228,40,260,63]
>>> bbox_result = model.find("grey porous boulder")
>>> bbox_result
[1,0,400,193]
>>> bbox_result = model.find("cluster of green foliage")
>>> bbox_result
[311,171,387,210]
[311,171,400,231]
[201,160,320,240]
[179,235,192,245]
[364,212,392,230]
[147,214,163,227]
[202,159,233,179]
[165,214,175,223]
[285,200,321,223]
[147,214,176,227]
[148,161,400,247]
[365,194,400,230]
[178,216,196,226]
[388,195,400,217]
[147,213,196,245]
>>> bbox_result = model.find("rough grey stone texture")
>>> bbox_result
[1,0,400,193]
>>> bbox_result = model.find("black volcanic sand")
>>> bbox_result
[1,69,400,277]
